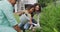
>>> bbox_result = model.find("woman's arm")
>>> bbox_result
[29,16,33,24]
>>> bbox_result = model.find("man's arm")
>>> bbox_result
[14,11,25,16]
[14,25,21,32]
[3,8,21,32]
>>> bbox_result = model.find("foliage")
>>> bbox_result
[14,13,20,23]
[38,0,58,4]
[13,0,60,32]
[40,1,60,32]
[38,0,58,8]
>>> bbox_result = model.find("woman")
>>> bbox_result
[30,3,41,27]
[31,3,41,17]
[30,3,41,32]
[18,5,35,32]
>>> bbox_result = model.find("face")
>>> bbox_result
[29,7,34,13]
[11,0,16,6]
[35,5,40,11]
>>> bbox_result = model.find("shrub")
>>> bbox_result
[40,2,60,32]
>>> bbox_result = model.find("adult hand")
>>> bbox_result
[13,24,21,32]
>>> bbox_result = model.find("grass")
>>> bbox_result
[14,1,60,32]
[14,13,20,23]
[40,1,60,32]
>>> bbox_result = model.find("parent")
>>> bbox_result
[0,0,21,32]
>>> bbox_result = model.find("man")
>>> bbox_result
[0,0,21,32]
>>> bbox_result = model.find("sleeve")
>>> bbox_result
[0,9,3,24]
[2,8,18,27]
[25,14,31,20]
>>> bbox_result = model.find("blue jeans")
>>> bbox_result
[18,19,37,30]
[19,23,30,30]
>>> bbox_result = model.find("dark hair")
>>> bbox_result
[26,4,34,10]
[34,3,41,13]
[25,4,35,17]
[25,4,31,9]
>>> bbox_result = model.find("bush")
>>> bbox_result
[40,2,60,32]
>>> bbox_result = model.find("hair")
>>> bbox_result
[25,4,31,9]
[26,4,34,10]
[25,4,35,17]
[34,3,41,13]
